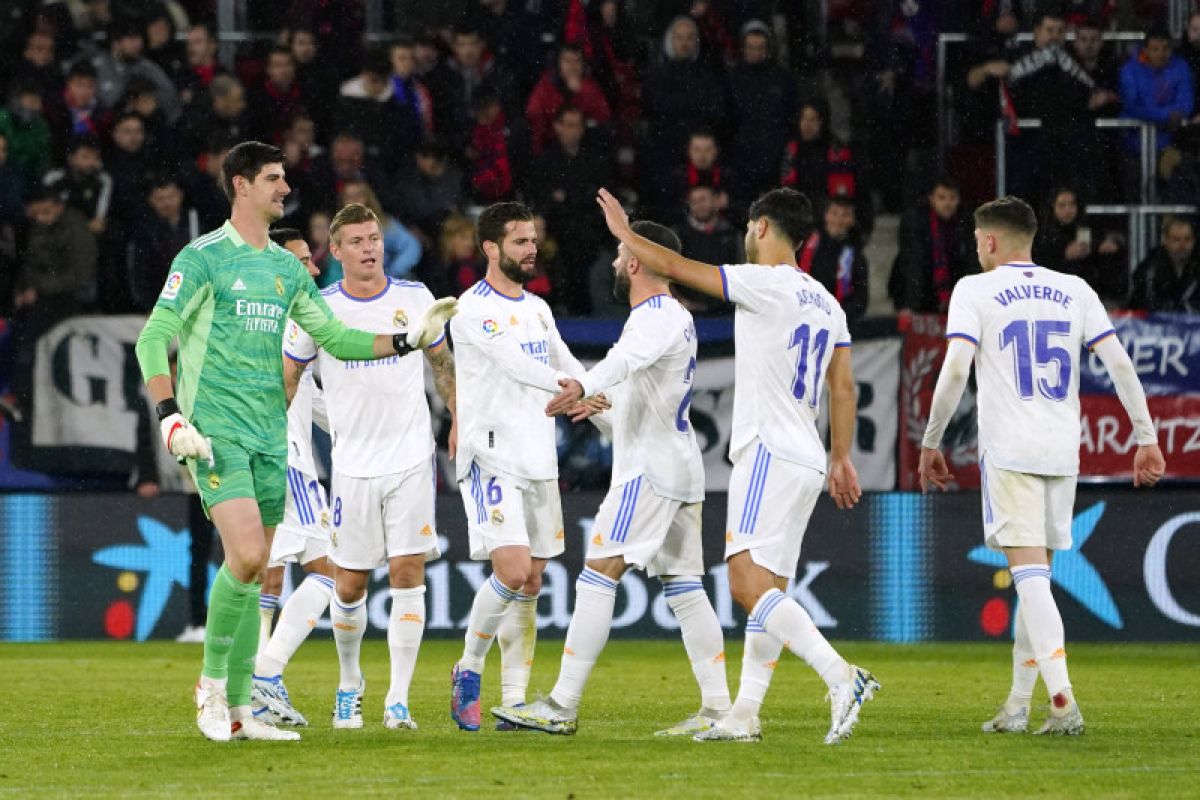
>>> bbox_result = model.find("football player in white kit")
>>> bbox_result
[284,203,459,731]
[448,202,586,731]
[597,187,878,745]
[919,196,1164,736]
[249,228,336,727]
[490,221,731,737]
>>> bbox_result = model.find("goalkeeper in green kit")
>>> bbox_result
[135,141,457,742]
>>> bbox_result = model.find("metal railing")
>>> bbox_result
[1085,204,1199,275]
[937,31,1147,167]
[994,117,1157,202]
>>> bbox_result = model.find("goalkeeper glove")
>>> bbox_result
[156,399,213,464]
[392,297,459,355]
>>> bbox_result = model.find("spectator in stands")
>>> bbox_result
[144,7,186,89]
[0,82,51,194]
[311,130,391,212]
[395,140,464,243]
[527,212,557,303]
[45,60,108,161]
[780,98,871,237]
[1071,17,1121,111]
[324,179,422,282]
[798,197,870,324]
[248,45,305,146]
[726,20,796,204]
[338,45,405,166]
[1128,216,1200,313]
[466,88,514,203]
[15,31,59,102]
[672,184,738,315]
[286,26,340,137]
[1180,13,1200,93]
[389,36,435,158]
[889,175,978,313]
[641,16,728,180]
[468,0,551,97]
[126,175,200,311]
[578,0,643,154]
[1006,10,1104,204]
[175,74,248,161]
[179,136,231,231]
[86,17,181,125]
[657,127,734,224]
[525,44,611,155]
[115,76,171,161]
[105,112,155,229]
[527,104,612,313]
[1032,187,1126,303]
[437,213,487,295]
[176,22,226,108]
[43,134,111,235]
[0,134,21,226]
[307,209,335,283]
[8,186,98,417]
[425,25,523,163]
[1119,26,1195,154]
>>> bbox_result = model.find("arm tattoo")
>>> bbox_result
[427,346,457,416]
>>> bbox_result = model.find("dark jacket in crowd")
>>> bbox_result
[798,228,870,322]
[1128,247,1200,313]
[890,202,979,313]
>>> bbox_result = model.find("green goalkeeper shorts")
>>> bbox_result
[188,436,287,526]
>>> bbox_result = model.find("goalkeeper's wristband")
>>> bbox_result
[392,333,416,357]
[155,397,180,421]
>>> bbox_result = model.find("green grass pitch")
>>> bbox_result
[1,640,1196,798]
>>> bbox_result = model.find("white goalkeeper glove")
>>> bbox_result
[156,399,213,464]
[405,297,459,349]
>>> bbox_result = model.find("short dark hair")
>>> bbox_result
[112,110,145,129]
[974,195,1038,239]
[66,60,98,81]
[930,174,960,194]
[1032,11,1064,28]
[221,140,283,202]
[26,185,61,204]
[269,227,306,247]
[476,202,535,253]
[631,220,682,254]
[391,34,415,50]
[147,173,180,192]
[363,45,391,78]
[554,103,584,122]
[748,188,813,247]
[688,127,717,144]
[1145,25,1172,45]
[68,133,102,154]
[267,45,293,63]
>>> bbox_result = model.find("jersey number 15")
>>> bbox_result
[1000,319,1071,402]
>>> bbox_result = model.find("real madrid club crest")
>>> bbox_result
[393,308,409,328]
[208,473,221,490]
[275,276,285,296]
[320,510,330,529]
[490,508,505,526]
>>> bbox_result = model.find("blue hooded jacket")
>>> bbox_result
[1119,48,1194,151]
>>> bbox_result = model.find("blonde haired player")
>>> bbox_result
[284,203,459,730]
[919,195,1165,735]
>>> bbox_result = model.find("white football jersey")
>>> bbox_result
[580,294,704,502]
[451,280,584,482]
[284,362,324,477]
[945,262,1115,476]
[285,278,439,478]
[720,263,851,473]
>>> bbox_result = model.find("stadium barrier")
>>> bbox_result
[2,488,1195,643]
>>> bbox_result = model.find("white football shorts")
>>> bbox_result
[328,459,441,571]
[459,460,564,561]
[270,466,330,567]
[979,453,1075,551]
[587,476,703,578]
[724,439,824,577]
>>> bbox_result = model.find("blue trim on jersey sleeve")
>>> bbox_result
[1086,329,1116,349]
[427,332,447,349]
[718,266,730,301]
[834,341,852,348]
[483,279,525,301]
[284,350,315,364]
[946,332,979,345]
[630,293,670,311]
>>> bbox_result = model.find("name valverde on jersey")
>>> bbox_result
[944,262,1115,476]
[718,263,851,474]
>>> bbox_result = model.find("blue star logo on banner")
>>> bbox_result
[93,516,215,641]
[968,501,1123,629]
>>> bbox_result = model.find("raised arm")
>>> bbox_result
[596,188,725,299]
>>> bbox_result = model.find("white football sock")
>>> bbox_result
[728,620,783,723]
[1007,602,1038,711]
[256,573,333,677]
[550,568,618,711]
[1011,565,1073,704]
[386,586,426,708]
[753,588,848,689]
[459,574,520,673]
[497,591,538,707]
[330,593,367,692]
[256,593,279,660]
[662,577,731,713]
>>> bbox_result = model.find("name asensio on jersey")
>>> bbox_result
[236,298,285,332]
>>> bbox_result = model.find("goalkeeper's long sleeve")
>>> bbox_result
[135,306,183,382]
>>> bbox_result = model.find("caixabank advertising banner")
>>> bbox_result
[1,489,1195,643]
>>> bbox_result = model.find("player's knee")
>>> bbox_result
[519,571,542,597]
[493,564,531,592]
[730,580,761,614]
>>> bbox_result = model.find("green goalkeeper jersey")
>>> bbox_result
[135,221,377,455]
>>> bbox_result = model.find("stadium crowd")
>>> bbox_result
[1,0,1199,422]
